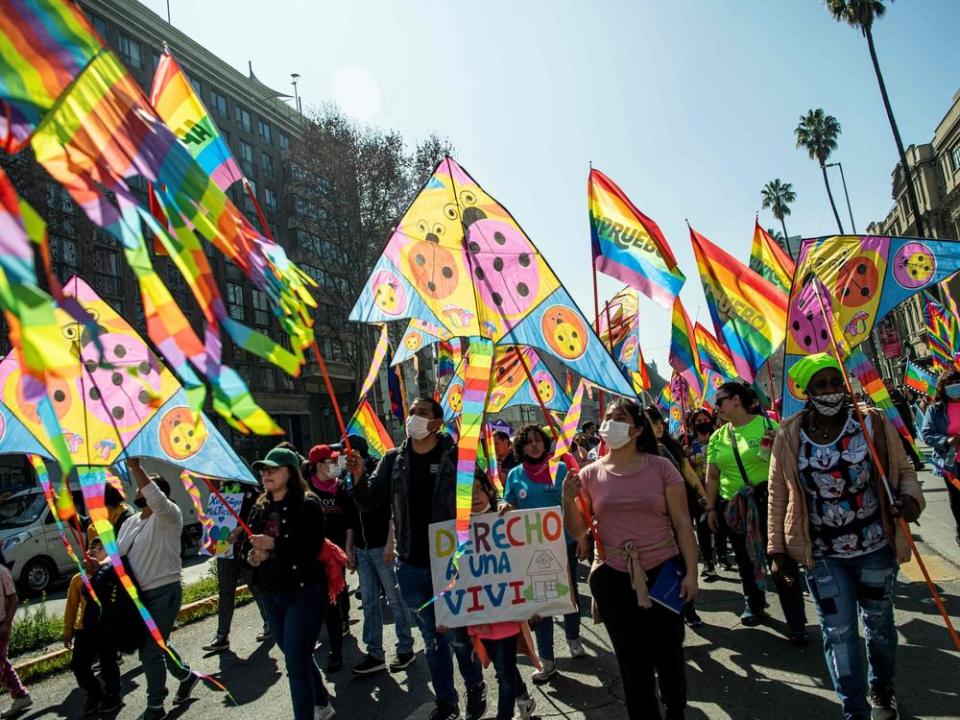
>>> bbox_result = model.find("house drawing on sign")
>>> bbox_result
[526,550,565,602]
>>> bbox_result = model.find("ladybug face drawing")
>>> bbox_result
[407,236,460,301]
[159,407,208,460]
[371,270,407,316]
[494,353,526,391]
[836,255,879,308]
[541,306,588,360]
[447,383,464,415]
[403,332,422,352]
[533,371,555,403]
[892,241,936,289]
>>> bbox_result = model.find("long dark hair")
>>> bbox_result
[716,381,763,416]
[643,406,685,464]
[256,456,310,509]
[686,408,715,435]
[933,368,960,406]
[608,399,660,455]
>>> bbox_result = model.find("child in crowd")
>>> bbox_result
[468,621,537,720]
[0,552,31,718]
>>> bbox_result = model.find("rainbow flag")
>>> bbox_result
[749,221,795,295]
[589,168,684,308]
[924,294,957,372]
[904,362,936,398]
[845,349,921,456]
[346,399,395,459]
[694,323,737,380]
[669,297,702,396]
[149,50,243,192]
[691,227,787,382]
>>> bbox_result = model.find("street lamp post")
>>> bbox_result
[290,73,302,115]
[826,162,856,233]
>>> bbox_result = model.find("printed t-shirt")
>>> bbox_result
[406,444,442,567]
[707,415,779,500]
[799,413,887,559]
[578,455,682,572]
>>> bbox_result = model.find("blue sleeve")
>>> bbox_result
[920,405,950,457]
[504,466,521,506]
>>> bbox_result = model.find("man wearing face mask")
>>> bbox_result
[768,353,923,720]
[347,397,487,720]
[116,459,204,719]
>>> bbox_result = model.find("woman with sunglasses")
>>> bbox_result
[704,382,807,641]
[768,354,923,720]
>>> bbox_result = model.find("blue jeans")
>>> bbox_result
[396,560,483,707]
[260,584,330,720]
[356,546,415,659]
[805,547,899,720]
[532,541,582,661]
[139,582,192,708]
[481,635,528,720]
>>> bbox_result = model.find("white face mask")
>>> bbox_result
[599,419,633,450]
[405,414,432,440]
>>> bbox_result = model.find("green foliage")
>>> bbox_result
[9,595,63,657]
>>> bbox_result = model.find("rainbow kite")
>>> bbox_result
[345,399,395,459]
[589,168,684,308]
[691,227,787,383]
[455,339,494,540]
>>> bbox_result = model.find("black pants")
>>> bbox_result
[718,488,807,633]
[945,474,960,535]
[590,562,686,720]
[217,556,268,638]
[323,570,349,660]
[71,629,120,702]
[481,635,528,720]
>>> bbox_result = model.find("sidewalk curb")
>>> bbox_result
[12,584,249,676]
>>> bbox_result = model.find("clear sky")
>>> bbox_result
[139,0,960,376]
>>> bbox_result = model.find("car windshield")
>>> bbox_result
[0,493,46,530]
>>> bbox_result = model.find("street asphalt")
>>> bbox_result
[11,466,960,720]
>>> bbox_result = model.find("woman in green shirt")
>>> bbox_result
[704,382,807,641]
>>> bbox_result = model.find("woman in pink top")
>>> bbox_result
[920,368,960,545]
[563,399,698,720]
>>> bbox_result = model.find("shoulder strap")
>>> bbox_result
[727,424,751,486]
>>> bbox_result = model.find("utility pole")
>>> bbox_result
[290,73,302,115]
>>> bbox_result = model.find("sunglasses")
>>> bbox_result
[809,377,846,392]
[714,394,732,405]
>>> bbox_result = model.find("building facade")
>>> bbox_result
[0,0,361,464]
[865,88,960,382]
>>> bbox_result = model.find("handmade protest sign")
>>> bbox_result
[429,507,575,628]
[200,489,244,558]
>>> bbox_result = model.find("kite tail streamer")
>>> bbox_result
[358,324,389,399]
[455,339,494,542]
[28,455,98,604]
[180,471,216,555]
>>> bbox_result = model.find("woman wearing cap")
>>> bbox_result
[920,368,960,546]
[243,446,335,720]
[704,381,807,640]
[768,353,923,720]
[305,444,356,672]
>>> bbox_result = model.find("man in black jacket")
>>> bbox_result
[347,398,486,720]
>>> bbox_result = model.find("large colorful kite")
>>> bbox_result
[782,234,960,417]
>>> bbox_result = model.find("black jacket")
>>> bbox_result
[349,455,392,550]
[242,494,327,593]
[352,433,458,563]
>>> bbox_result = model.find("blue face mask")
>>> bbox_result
[946,384,960,400]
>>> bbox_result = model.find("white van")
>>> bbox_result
[0,457,206,595]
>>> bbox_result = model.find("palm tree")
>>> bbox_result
[766,227,784,243]
[826,0,925,237]
[796,109,845,234]
[760,179,797,249]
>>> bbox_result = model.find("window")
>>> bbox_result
[264,187,277,211]
[237,140,254,172]
[92,245,122,298]
[300,263,326,287]
[252,288,270,326]
[260,364,276,392]
[50,235,79,275]
[258,119,272,144]
[46,185,75,234]
[261,152,274,177]
[211,90,228,118]
[152,49,161,70]
[279,133,290,151]
[91,14,109,40]
[952,145,960,173]
[116,33,142,68]
[225,259,243,281]
[186,74,202,96]
[235,106,252,132]
[226,282,245,320]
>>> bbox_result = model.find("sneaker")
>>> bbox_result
[326,655,343,673]
[315,702,337,720]
[173,672,200,705]
[868,685,899,720]
[719,556,735,571]
[532,659,558,684]
[202,635,230,652]
[465,681,487,720]
[1,695,32,718]
[99,694,123,713]
[684,609,704,628]
[701,563,718,580]
[740,606,763,627]
[428,703,460,720]
[389,651,416,671]
[567,637,586,658]
[517,693,536,720]
[352,654,387,675]
[141,707,166,720]
[256,628,272,642]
